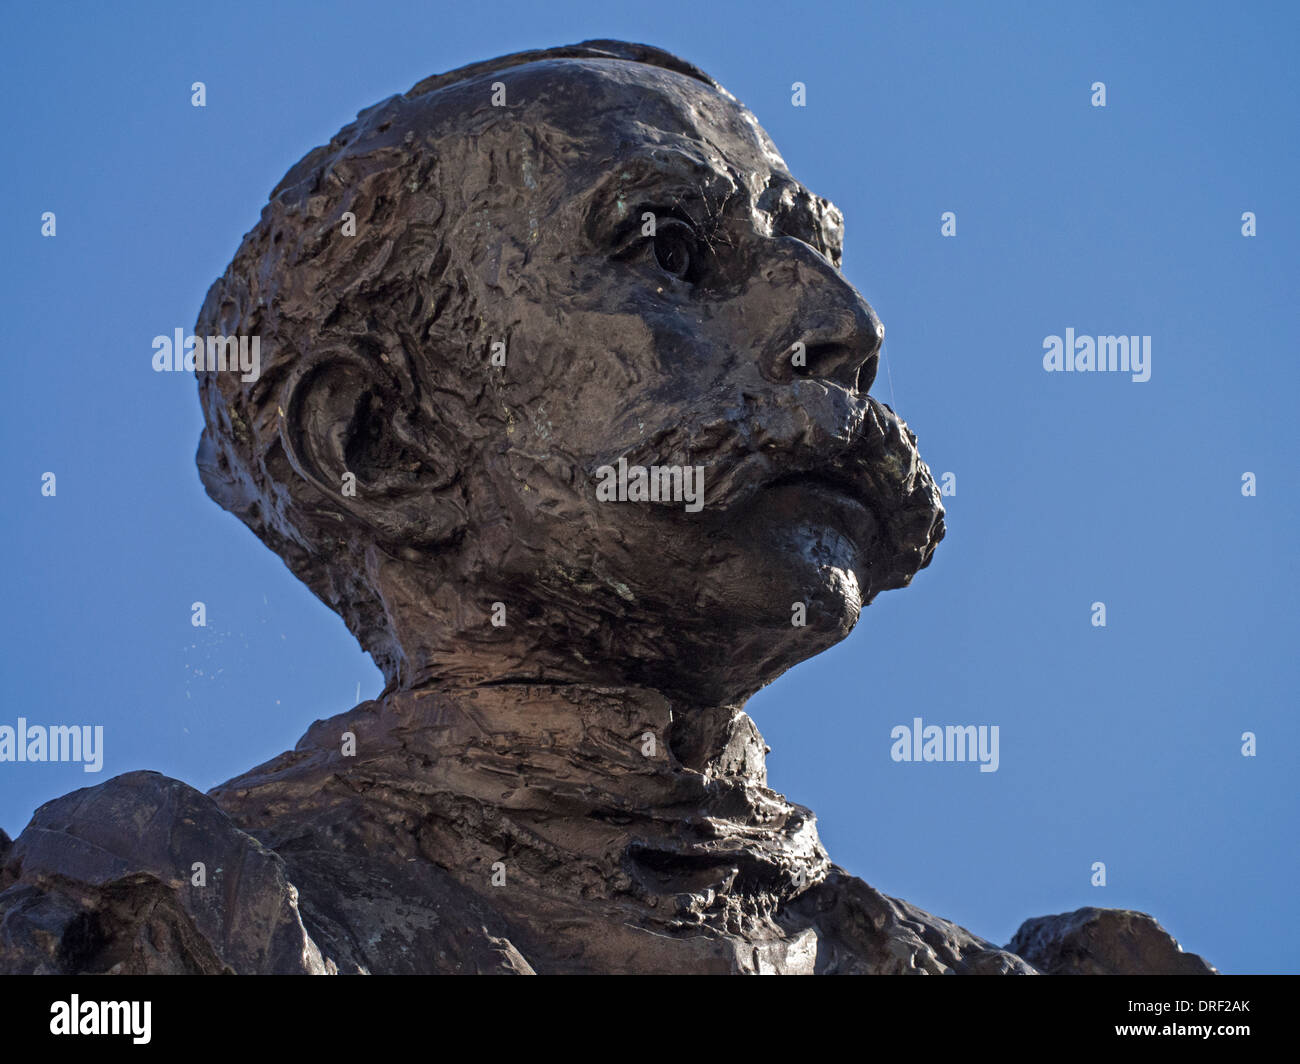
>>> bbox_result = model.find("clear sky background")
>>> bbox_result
[2,0,1295,974]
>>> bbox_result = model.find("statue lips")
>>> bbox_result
[761,470,878,559]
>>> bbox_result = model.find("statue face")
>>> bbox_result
[439,59,944,703]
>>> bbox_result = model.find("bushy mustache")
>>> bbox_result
[600,383,946,585]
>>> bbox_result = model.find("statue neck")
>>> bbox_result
[213,682,828,946]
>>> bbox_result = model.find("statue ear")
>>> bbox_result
[280,353,464,550]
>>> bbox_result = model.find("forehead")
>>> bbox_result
[498,58,786,185]
[375,57,844,262]
[492,60,840,244]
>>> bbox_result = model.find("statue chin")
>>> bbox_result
[644,555,862,706]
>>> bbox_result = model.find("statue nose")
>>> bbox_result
[786,301,882,394]
[761,234,884,393]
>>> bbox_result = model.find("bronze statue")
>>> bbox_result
[0,41,1211,975]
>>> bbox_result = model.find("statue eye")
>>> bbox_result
[651,219,698,281]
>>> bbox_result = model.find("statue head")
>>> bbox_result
[195,40,944,707]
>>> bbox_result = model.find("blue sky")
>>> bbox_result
[2,0,1296,973]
